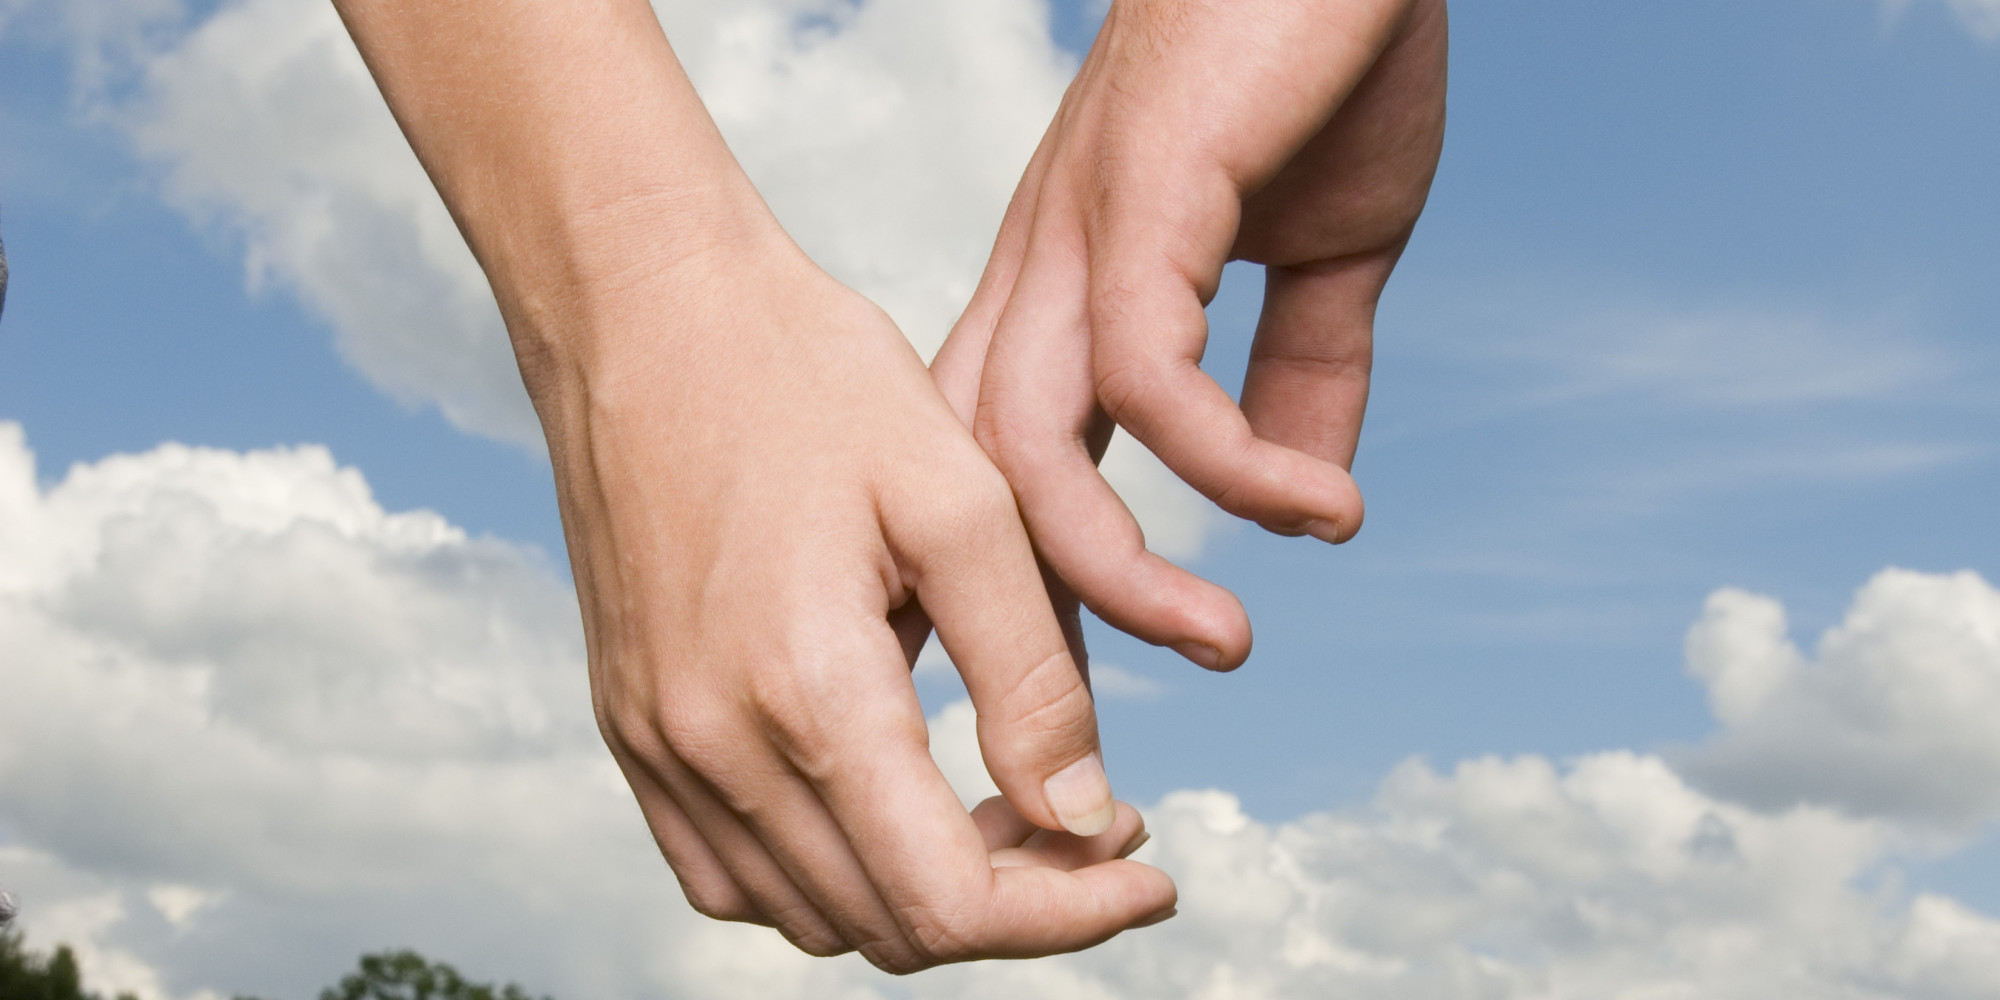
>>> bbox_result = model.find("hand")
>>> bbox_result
[541,234,1173,969]
[932,0,1448,670]
[332,0,1174,969]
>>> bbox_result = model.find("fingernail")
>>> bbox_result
[1171,641,1222,670]
[1303,518,1344,544]
[1132,906,1178,928]
[1116,830,1151,860]
[1045,754,1116,837]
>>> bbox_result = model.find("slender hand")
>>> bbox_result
[333,0,1173,969]
[933,0,1448,670]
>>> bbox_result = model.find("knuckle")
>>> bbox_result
[596,700,663,758]
[604,693,758,799]
[959,466,1025,526]
[1207,473,1249,515]
[972,407,1021,459]
[1249,349,1372,384]
[901,461,1025,558]
[680,877,757,924]
[997,650,1097,748]
[897,899,981,970]
[789,932,852,959]
[593,659,736,765]
[744,657,840,766]
[856,941,930,976]
[971,413,1047,486]
[1092,354,1159,426]
[655,698,739,768]
[768,904,849,959]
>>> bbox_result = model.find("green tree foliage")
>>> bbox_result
[313,951,549,1000]
[5,931,543,1000]
[228,950,552,1000]
[0,930,138,1000]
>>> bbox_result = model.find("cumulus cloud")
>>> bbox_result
[1683,569,2000,830]
[6,423,2000,1000]
[99,0,534,443]
[0,421,691,998]
[72,0,1072,441]
[983,760,2000,1000]
[36,0,1214,559]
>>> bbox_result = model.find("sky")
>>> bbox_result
[2,0,1999,997]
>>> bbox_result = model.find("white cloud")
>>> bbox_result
[1885,0,2000,41]
[0,422,695,998]
[926,698,1002,810]
[1440,298,1948,412]
[1087,663,1166,701]
[90,0,536,444]
[684,0,1074,355]
[1024,761,1999,1000]
[42,0,1212,559]
[67,0,1076,424]
[1384,290,1981,504]
[1098,430,1214,562]
[1683,568,2000,830]
[6,423,2000,999]
[0,851,173,1000]
[1594,440,1984,510]
[1947,0,2000,38]
[144,884,220,932]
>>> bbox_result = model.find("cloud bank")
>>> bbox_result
[3,422,1999,1000]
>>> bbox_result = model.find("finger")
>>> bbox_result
[608,747,767,926]
[970,860,1177,958]
[975,220,1254,669]
[968,794,1150,860]
[930,107,1062,423]
[993,801,1150,871]
[1088,243,1366,544]
[885,458,1116,837]
[716,747,928,961]
[889,566,1088,691]
[620,724,853,956]
[881,538,1091,680]
[1043,560,1091,682]
[971,794,1042,851]
[1239,252,1394,482]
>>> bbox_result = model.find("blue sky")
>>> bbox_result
[1097,0,2000,807]
[4,1,2000,997]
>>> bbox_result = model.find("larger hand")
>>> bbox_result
[549,239,1172,969]
[333,0,1173,970]
[932,0,1448,669]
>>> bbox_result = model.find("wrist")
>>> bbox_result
[336,0,798,405]
[501,195,814,435]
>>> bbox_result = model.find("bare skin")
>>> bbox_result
[331,0,1447,970]
[933,0,1449,672]
[332,0,1171,971]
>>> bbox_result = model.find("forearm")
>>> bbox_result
[332,0,786,376]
